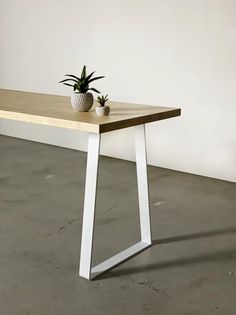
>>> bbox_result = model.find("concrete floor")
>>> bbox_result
[0,135,235,315]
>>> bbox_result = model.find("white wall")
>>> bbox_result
[0,0,236,182]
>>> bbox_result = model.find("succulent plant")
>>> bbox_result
[59,65,104,94]
[97,94,109,107]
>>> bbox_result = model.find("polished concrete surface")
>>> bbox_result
[0,135,235,315]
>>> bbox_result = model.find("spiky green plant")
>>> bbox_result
[59,65,104,94]
[97,94,109,107]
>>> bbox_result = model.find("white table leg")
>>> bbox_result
[79,124,152,280]
[135,124,152,244]
[79,133,100,280]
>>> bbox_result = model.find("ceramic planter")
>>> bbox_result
[95,105,110,116]
[71,93,94,112]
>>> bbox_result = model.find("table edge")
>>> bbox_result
[99,108,181,133]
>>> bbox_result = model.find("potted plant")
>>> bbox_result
[59,65,105,112]
[96,94,110,116]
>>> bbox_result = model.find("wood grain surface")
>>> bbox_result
[0,89,181,133]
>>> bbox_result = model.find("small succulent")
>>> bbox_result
[97,94,109,107]
[59,65,104,94]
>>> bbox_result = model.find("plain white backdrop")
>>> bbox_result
[0,0,235,182]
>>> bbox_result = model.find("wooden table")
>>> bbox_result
[0,89,181,280]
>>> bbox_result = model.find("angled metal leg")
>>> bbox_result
[79,133,100,280]
[79,124,152,280]
[135,124,152,244]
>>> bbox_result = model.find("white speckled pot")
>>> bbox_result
[71,93,94,112]
[95,105,110,116]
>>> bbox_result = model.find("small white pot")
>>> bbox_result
[71,93,94,112]
[95,105,110,116]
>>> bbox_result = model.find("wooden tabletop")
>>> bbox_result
[0,89,181,134]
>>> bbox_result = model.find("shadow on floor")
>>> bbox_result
[153,226,236,245]
[98,226,236,280]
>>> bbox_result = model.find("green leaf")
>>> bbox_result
[89,87,100,93]
[87,76,105,84]
[80,87,88,93]
[80,78,86,85]
[86,71,95,81]
[63,83,74,87]
[65,74,81,81]
[59,78,79,84]
[81,65,86,79]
